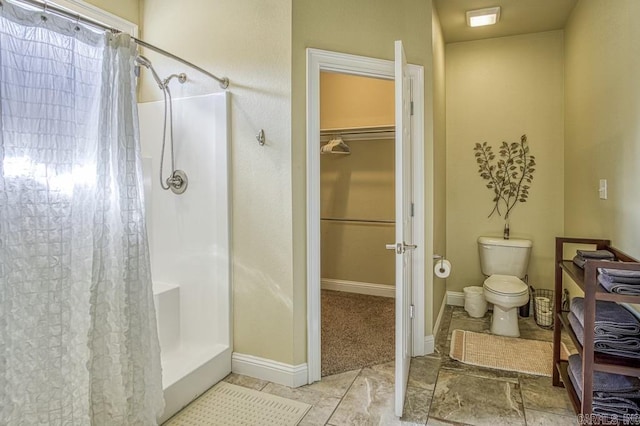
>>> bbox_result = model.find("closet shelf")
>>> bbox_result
[320,125,395,142]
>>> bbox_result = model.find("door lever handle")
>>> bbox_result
[404,242,417,250]
[385,242,417,254]
[386,243,401,254]
[385,244,397,250]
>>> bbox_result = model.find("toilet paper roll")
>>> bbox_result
[434,259,451,278]
[535,296,550,312]
[538,310,553,327]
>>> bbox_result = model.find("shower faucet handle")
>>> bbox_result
[166,170,189,195]
[167,174,183,187]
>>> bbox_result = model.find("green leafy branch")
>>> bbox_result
[473,134,536,220]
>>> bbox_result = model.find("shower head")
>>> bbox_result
[135,55,165,89]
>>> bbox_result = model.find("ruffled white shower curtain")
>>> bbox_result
[0,2,164,424]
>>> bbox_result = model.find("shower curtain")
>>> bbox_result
[0,2,164,424]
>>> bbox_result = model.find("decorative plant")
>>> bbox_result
[473,134,536,219]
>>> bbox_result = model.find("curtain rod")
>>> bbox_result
[9,0,230,89]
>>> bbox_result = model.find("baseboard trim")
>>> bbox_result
[432,294,448,345]
[321,278,394,298]
[423,292,448,356]
[447,291,465,307]
[231,353,308,388]
[424,335,435,354]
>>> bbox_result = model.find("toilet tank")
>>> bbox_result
[478,236,532,278]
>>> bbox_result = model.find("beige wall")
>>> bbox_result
[321,139,395,285]
[84,0,140,25]
[320,72,394,129]
[564,0,640,258]
[431,6,447,324]
[564,0,640,313]
[320,73,395,286]
[140,0,296,364]
[293,0,440,347]
[446,31,565,293]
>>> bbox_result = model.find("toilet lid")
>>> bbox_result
[484,274,528,295]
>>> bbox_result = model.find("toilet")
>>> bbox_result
[478,236,532,337]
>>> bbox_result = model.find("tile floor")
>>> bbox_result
[171,306,579,425]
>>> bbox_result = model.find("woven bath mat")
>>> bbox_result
[449,329,571,377]
[164,382,311,426]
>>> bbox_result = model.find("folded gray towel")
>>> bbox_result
[567,352,640,418]
[599,275,640,295]
[577,249,616,259]
[568,366,640,417]
[568,313,640,359]
[573,255,586,269]
[572,255,615,270]
[568,354,640,392]
[599,271,640,285]
[596,336,640,352]
[599,267,640,280]
[571,297,640,336]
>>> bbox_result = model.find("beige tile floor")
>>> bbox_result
[166,306,579,425]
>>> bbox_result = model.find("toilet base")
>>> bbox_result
[490,304,520,337]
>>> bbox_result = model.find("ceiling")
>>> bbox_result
[434,0,579,43]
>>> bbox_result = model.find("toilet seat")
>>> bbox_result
[484,274,528,296]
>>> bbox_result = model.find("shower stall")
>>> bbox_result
[138,92,231,423]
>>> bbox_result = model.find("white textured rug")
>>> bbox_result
[164,382,311,426]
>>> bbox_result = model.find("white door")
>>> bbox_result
[392,40,414,417]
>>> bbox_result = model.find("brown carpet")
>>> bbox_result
[321,290,394,377]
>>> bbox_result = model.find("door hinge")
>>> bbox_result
[410,202,415,217]
[409,304,415,319]
[410,101,414,116]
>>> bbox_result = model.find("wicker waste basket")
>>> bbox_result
[532,288,554,329]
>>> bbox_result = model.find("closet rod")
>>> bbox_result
[13,0,230,89]
[321,217,394,225]
[320,127,395,142]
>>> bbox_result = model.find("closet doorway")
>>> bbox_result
[319,72,396,377]
[307,46,426,417]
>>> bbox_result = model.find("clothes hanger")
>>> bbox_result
[321,136,350,155]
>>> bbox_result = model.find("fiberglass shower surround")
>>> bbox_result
[138,92,232,424]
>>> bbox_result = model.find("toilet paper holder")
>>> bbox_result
[433,254,446,274]
[433,256,451,278]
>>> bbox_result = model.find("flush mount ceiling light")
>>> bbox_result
[466,7,501,27]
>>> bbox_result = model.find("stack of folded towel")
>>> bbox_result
[573,249,615,269]
[598,268,640,295]
[567,354,640,417]
[568,297,640,359]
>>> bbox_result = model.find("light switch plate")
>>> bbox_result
[599,179,607,200]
